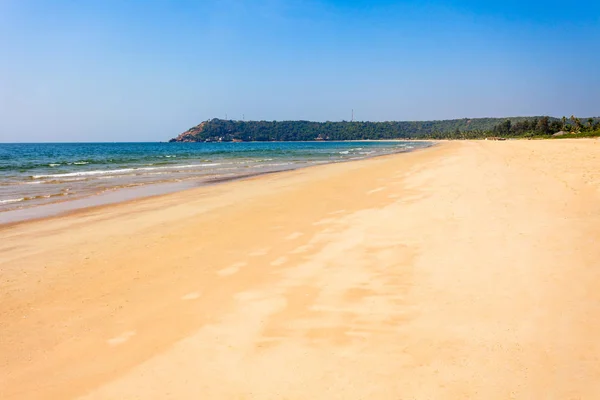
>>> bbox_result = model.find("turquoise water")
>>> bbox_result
[0,141,430,214]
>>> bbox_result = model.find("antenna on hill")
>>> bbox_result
[351,109,354,122]
[243,114,245,121]
[225,113,228,120]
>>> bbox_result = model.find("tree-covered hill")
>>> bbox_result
[170,116,600,142]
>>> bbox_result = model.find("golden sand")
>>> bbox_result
[1,139,599,399]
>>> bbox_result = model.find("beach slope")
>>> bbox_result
[1,139,599,399]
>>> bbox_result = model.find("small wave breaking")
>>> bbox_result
[0,198,24,205]
[31,163,224,179]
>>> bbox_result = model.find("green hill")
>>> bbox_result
[170,116,600,142]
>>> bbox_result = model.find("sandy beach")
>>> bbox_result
[1,139,599,399]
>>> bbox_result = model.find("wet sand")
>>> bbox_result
[1,139,599,399]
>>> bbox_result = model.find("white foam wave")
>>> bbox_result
[0,198,24,204]
[251,162,294,168]
[32,163,223,179]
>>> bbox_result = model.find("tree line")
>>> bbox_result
[490,115,599,138]
[170,116,600,142]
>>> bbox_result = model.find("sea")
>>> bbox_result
[0,141,431,223]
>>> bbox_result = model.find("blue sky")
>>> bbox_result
[1,0,599,142]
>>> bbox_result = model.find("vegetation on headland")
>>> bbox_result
[170,116,600,142]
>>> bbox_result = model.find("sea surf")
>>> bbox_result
[0,141,431,223]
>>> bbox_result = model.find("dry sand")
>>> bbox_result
[1,139,599,399]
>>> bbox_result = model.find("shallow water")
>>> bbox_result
[0,141,430,222]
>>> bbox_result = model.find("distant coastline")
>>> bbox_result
[170,117,600,142]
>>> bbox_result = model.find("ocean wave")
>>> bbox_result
[31,163,224,179]
[50,177,87,182]
[28,193,67,200]
[338,150,350,154]
[15,193,69,201]
[0,198,25,204]
[232,158,274,164]
[250,162,295,168]
[1,156,177,172]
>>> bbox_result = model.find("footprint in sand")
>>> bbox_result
[328,209,346,215]
[270,256,288,266]
[218,261,247,276]
[285,232,303,240]
[313,218,335,226]
[107,331,136,346]
[367,187,385,195]
[291,245,311,254]
[249,248,270,256]
[235,291,266,301]
[181,291,201,300]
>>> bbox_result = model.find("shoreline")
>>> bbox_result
[1,139,599,399]
[0,142,433,226]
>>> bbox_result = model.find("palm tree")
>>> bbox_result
[562,116,567,130]
[570,115,581,133]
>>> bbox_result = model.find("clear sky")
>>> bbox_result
[1,0,599,142]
